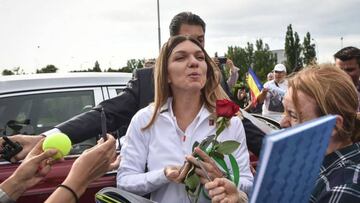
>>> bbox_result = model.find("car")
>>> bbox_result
[0,72,132,203]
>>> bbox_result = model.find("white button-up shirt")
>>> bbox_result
[117,98,253,203]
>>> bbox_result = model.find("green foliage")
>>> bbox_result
[71,61,102,72]
[92,61,101,72]
[253,39,277,81]
[119,59,144,73]
[226,40,276,82]
[2,69,14,75]
[36,64,58,73]
[106,68,122,72]
[303,32,317,65]
[214,140,240,155]
[285,24,303,73]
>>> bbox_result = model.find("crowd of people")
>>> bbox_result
[1,11,360,203]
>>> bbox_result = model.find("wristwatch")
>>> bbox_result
[0,188,15,203]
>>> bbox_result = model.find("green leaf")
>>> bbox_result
[198,134,215,151]
[215,140,240,155]
[184,172,200,192]
[229,154,240,186]
[212,156,231,180]
[209,151,224,159]
[192,141,199,152]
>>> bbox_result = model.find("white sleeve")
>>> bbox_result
[116,115,169,195]
[229,118,254,195]
[42,128,62,136]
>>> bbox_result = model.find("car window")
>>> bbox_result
[115,89,123,95]
[0,90,94,136]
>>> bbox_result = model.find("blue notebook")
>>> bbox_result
[250,115,336,203]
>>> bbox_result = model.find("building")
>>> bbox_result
[271,49,286,64]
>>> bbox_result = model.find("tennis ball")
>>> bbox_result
[42,133,72,159]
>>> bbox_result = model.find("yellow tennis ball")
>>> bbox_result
[42,133,72,159]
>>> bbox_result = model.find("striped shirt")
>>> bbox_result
[310,142,360,203]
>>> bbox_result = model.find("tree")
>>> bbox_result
[226,40,276,82]
[252,39,277,81]
[92,61,101,72]
[303,32,317,65]
[36,64,58,73]
[226,45,250,81]
[2,69,14,75]
[71,61,103,72]
[119,59,144,73]
[106,68,122,72]
[285,24,303,73]
[12,67,25,75]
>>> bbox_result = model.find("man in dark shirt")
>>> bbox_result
[2,12,265,162]
[334,46,360,112]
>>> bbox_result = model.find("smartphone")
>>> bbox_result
[100,107,107,141]
[218,57,227,64]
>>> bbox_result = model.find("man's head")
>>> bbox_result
[273,64,287,83]
[334,46,360,86]
[169,12,206,47]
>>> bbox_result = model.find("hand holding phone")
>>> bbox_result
[0,137,23,162]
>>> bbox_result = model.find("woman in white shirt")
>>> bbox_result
[117,35,253,203]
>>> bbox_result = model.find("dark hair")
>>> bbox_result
[169,12,206,37]
[334,46,360,66]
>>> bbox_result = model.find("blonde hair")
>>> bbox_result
[143,35,228,130]
[288,63,360,142]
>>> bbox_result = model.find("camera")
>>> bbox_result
[218,56,227,64]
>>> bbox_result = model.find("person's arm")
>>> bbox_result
[116,111,170,196]
[57,71,142,144]
[0,69,146,162]
[256,88,269,104]
[205,178,248,203]
[45,134,117,203]
[0,139,58,202]
[226,59,239,90]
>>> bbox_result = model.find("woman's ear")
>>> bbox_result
[335,115,344,130]
[331,115,344,138]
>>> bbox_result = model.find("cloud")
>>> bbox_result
[0,0,359,73]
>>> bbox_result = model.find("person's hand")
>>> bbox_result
[226,59,235,71]
[256,88,269,104]
[205,178,248,203]
[164,165,182,183]
[1,139,58,201]
[61,134,117,196]
[186,147,225,184]
[213,57,220,67]
[0,135,44,163]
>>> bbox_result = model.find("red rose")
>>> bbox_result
[216,99,239,118]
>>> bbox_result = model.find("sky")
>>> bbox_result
[1,0,359,74]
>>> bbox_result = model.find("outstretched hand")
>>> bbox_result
[0,135,44,163]
[61,134,117,196]
[1,139,58,201]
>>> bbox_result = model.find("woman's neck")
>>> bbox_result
[326,135,353,155]
[172,91,202,132]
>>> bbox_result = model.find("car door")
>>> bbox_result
[0,86,112,203]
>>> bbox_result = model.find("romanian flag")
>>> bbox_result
[246,67,263,106]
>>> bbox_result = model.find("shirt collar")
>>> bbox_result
[161,97,212,125]
[320,142,360,173]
